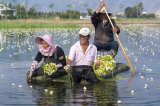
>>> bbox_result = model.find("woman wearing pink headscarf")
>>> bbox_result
[27,34,67,82]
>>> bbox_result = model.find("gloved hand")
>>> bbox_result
[56,63,63,68]
[27,71,33,82]
[28,61,38,82]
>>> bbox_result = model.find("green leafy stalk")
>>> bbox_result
[43,63,57,75]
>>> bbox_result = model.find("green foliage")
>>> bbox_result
[139,14,156,18]
[0,22,79,28]
[43,63,57,75]
[87,8,92,16]
[94,55,116,76]
[54,10,81,19]
[124,2,144,18]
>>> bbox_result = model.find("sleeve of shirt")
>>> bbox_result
[56,47,66,67]
[104,19,120,35]
[35,51,43,63]
[93,46,98,62]
[91,12,99,27]
[68,46,76,61]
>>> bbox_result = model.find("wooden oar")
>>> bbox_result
[100,0,135,74]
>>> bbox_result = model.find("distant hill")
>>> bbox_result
[15,0,160,13]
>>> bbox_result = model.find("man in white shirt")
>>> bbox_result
[65,27,100,84]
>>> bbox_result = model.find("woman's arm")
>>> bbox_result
[56,47,66,67]
[28,51,42,81]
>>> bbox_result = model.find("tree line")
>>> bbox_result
[0,0,156,20]
[0,1,92,20]
[121,2,155,18]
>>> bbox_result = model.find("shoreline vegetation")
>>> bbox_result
[0,18,160,28]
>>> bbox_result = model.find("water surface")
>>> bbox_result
[0,25,160,105]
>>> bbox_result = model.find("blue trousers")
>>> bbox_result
[93,41,119,51]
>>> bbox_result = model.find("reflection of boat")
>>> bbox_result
[30,63,129,83]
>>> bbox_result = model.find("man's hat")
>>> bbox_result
[99,8,112,16]
[79,27,91,36]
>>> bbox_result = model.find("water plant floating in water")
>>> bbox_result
[50,91,53,95]
[12,83,15,87]
[144,84,147,89]
[19,85,22,89]
[83,86,87,92]
[131,90,134,94]
[117,100,121,104]
[30,86,33,89]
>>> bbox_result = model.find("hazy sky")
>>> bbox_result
[6,0,160,13]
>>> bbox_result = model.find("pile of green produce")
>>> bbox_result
[94,55,116,76]
[43,63,57,75]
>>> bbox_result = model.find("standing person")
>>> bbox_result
[65,27,100,84]
[27,34,67,82]
[91,1,120,58]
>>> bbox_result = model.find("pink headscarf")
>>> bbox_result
[35,34,57,56]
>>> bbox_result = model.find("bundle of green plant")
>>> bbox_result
[94,55,116,76]
[43,63,57,75]
[65,55,69,61]
[64,64,70,70]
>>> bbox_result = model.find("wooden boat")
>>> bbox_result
[29,63,130,83]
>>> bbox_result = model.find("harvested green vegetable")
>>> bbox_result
[43,63,57,75]
[94,55,116,76]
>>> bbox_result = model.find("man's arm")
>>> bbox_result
[111,19,120,34]
[104,19,120,34]
[91,1,105,26]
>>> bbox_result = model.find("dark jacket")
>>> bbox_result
[35,46,66,67]
[91,12,120,44]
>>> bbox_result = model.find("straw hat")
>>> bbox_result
[99,8,112,16]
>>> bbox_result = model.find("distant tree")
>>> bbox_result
[28,6,36,18]
[25,0,28,19]
[124,2,144,18]
[0,0,6,21]
[17,2,22,19]
[8,3,14,15]
[84,3,88,16]
[87,8,92,16]
[118,3,123,12]
[12,0,18,22]
[34,3,39,19]
[118,3,123,17]
[137,2,143,18]
[124,7,132,18]
[49,3,54,19]
[67,4,72,18]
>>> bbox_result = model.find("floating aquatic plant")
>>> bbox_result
[83,86,87,92]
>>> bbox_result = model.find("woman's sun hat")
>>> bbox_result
[35,34,54,47]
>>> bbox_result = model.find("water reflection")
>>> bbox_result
[27,81,118,105]
[27,82,68,105]
[0,32,7,44]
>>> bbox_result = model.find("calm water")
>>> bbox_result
[0,25,160,105]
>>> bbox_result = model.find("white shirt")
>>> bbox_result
[68,41,97,66]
